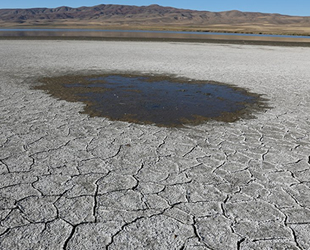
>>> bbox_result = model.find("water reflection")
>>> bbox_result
[35,74,268,127]
[1,28,310,38]
[1,28,310,42]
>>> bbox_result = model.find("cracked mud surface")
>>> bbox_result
[1,40,310,249]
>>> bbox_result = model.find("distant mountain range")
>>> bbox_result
[1,4,310,35]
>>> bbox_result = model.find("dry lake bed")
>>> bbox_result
[0,40,310,249]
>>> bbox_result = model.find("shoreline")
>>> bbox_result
[1,35,310,47]
[2,23,310,37]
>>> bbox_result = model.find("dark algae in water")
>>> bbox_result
[35,73,268,127]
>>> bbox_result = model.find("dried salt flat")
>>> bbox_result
[0,40,310,249]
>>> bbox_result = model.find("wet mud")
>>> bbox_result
[35,73,269,127]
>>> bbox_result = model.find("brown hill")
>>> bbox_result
[1,4,310,35]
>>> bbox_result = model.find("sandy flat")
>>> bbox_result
[0,40,310,249]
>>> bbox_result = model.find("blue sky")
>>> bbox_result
[0,0,309,16]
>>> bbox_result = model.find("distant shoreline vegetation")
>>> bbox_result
[0,27,310,38]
